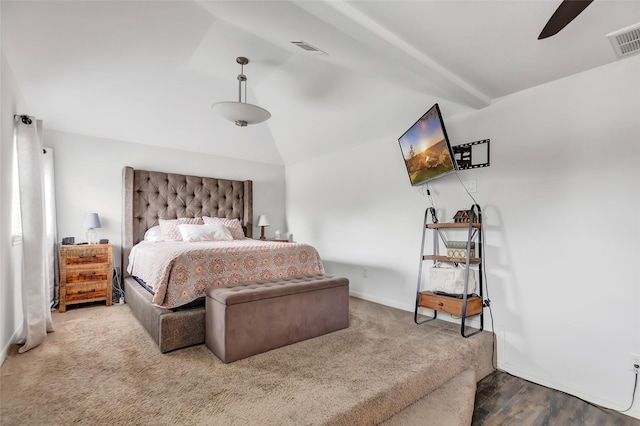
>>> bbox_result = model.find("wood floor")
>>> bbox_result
[472,371,640,426]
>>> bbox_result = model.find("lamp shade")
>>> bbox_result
[211,101,271,126]
[82,213,101,229]
[256,215,270,227]
[211,57,271,127]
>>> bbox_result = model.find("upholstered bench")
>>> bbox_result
[205,274,349,363]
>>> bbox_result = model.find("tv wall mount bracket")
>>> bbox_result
[452,139,490,170]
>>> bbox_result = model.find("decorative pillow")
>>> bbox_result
[202,216,245,239]
[178,225,233,241]
[178,224,233,242]
[143,225,163,242]
[159,217,203,241]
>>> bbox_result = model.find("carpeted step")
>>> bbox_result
[1,298,493,425]
[381,368,478,426]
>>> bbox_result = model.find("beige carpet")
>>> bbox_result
[0,297,493,425]
[381,368,478,426]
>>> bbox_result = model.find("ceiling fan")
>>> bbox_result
[538,0,594,39]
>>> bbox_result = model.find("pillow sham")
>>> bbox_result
[159,217,203,241]
[202,216,245,239]
[143,225,163,242]
[178,224,233,242]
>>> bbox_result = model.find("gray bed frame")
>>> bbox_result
[121,166,253,352]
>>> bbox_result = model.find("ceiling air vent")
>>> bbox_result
[291,41,328,55]
[607,23,640,58]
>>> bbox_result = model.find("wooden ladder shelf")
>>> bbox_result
[414,205,485,338]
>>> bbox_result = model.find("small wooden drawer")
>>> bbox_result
[65,282,108,302]
[65,264,110,283]
[64,246,110,265]
[418,291,483,317]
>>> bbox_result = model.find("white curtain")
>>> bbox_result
[43,147,59,308]
[14,115,55,353]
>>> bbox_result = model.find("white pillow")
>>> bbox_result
[144,226,164,242]
[178,224,233,242]
[159,217,203,241]
[202,216,245,239]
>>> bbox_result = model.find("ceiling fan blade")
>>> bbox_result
[538,0,594,40]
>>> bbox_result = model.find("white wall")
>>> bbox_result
[0,52,29,365]
[44,130,287,271]
[286,56,640,418]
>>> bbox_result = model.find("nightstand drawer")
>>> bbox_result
[64,246,110,265]
[65,282,108,302]
[65,264,110,283]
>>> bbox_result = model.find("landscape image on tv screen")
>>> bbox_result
[398,104,456,186]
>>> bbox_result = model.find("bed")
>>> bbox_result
[121,166,324,352]
[128,238,324,309]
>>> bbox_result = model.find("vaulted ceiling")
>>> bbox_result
[2,1,639,165]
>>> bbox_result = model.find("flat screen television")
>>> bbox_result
[397,103,457,186]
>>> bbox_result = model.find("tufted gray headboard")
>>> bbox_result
[121,166,253,278]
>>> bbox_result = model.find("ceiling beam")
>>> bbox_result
[301,0,492,109]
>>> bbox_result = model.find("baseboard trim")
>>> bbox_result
[501,363,640,420]
[348,290,486,331]
[349,290,411,312]
[1,326,22,367]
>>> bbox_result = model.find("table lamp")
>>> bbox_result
[82,213,101,244]
[257,215,270,240]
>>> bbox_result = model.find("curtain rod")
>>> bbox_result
[14,114,45,153]
[14,114,33,125]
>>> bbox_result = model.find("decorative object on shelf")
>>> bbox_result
[82,212,101,244]
[453,210,478,223]
[211,57,271,127]
[428,264,477,295]
[274,229,281,239]
[446,241,475,259]
[257,215,270,240]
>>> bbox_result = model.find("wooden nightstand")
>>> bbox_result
[59,244,113,312]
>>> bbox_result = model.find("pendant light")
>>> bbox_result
[211,57,271,127]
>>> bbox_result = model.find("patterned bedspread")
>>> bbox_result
[127,239,324,309]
